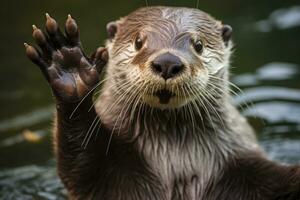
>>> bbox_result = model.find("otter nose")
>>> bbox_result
[151,53,184,80]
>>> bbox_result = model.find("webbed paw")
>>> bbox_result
[25,14,108,102]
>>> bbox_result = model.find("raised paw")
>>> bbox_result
[25,14,108,102]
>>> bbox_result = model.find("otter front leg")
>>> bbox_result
[25,14,108,197]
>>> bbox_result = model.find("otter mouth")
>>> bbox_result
[155,89,175,104]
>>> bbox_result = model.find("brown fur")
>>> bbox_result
[113,7,224,67]
[208,155,300,200]
[26,6,300,200]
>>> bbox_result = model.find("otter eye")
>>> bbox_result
[134,36,143,51]
[193,40,203,53]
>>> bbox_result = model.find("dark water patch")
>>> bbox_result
[0,106,54,133]
[0,162,66,200]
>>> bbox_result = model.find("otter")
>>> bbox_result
[25,6,300,200]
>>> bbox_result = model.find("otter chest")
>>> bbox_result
[134,126,222,199]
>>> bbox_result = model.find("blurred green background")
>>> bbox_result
[0,0,300,199]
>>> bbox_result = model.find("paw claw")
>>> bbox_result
[24,43,39,61]
[32,24,37,30]
[66,15,78,36]
[26,13,104,101]
[45,13,58,34]
[45,13,50,19]
[65,14,79,45]
[32,25,47,45]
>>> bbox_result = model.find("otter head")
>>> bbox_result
[104,6,232,110]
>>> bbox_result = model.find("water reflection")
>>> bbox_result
[234,87,300,103]
[257,62,298,81]
[255,6,300,32]
[244,101,300,123]
[233,62,299,86]
[233,61,300,164]
[261,138,300,164]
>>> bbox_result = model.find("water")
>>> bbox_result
[1,0,300,199]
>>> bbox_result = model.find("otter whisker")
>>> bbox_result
[185,82,206,135]
[176,84,187,120]
[94,119,103,141]
[107,83,144,149]
[208,75,255,112]
[129,79,149,123]
[97,70,142,115]
[105,77,145,153]
[188,84,218,135]
[81,115,99,148]
[69,76,109,119]
[181,84,196,137]
[201,88,226,130]
[131,83,149,117]
[83,117,101,149]
[102,83,136,124]
[90,77,135,113]
[117,79,147,137]
[193,79,226,128]
[205,81,248,114]
[97,81,137,127]
[110,79,142,128]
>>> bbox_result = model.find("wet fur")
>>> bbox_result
[56,98,300,199]
[48,6,300,200]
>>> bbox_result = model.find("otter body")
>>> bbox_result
[25,6,300,200]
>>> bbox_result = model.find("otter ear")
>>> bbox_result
[221,24,232,45]
[106,21,118,39]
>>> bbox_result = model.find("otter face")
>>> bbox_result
[105,6,232,110]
